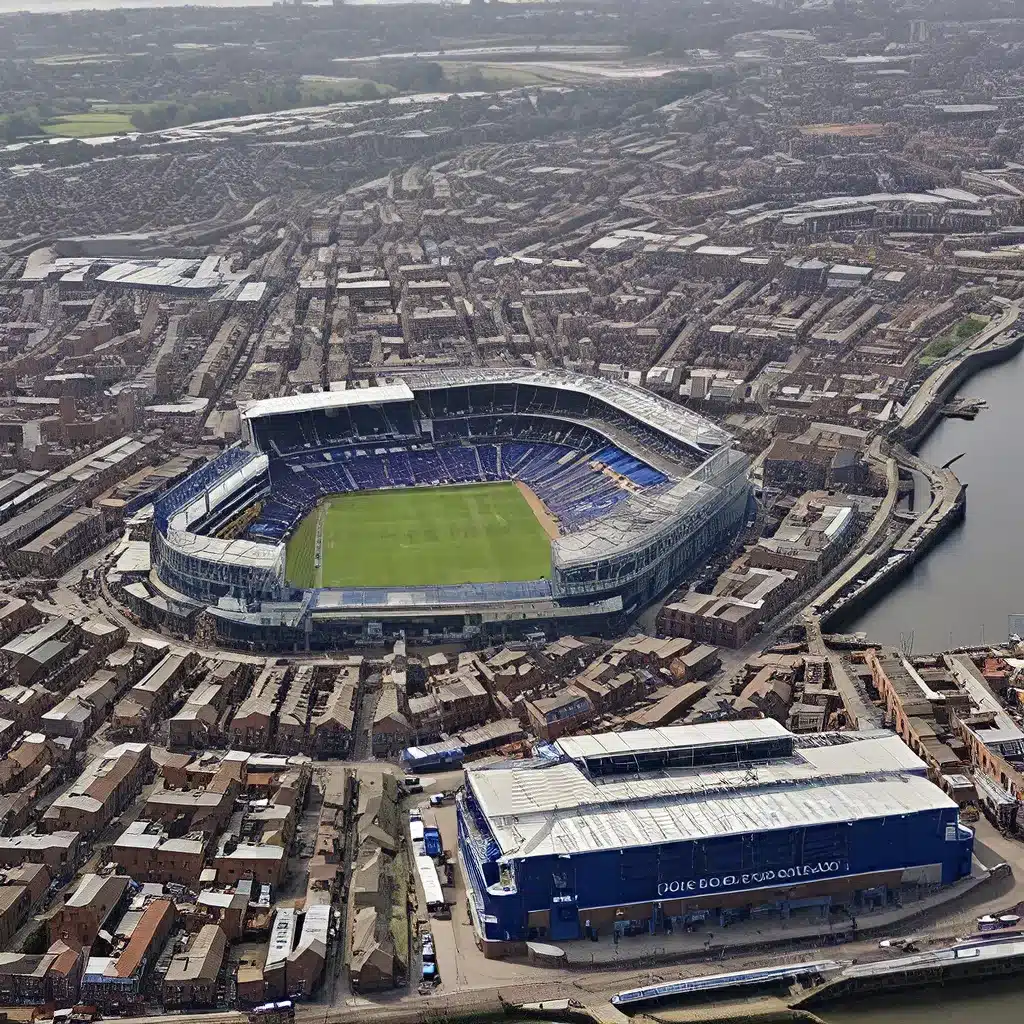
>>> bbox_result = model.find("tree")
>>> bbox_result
[4,110,40,142]
[422,62,444,90]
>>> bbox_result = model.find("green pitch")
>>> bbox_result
[285,482,552,589]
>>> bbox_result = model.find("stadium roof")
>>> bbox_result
[240,382,414,421]
[391,368,730,455]
[164,530,284,573]
[467,729,949,860]
[239,369,729,454]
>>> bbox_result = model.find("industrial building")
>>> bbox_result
[457,721,974,955]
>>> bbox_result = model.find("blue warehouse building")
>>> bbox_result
[456,721,974,956]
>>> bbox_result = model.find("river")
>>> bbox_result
[823,975,1024,1024]
[849,346,1024,653]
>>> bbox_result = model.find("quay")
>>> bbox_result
[602,937,1024,1019]
[940,397,986,420]
[795,936,1024,1007]
[896,310,1023,449]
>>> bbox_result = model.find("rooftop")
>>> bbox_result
[241,382,414,422]
[394,367,730,455]
[66,873,129,910]
[164,924,226,983]
[555,719,789,760]
[468,728,948,862]
[266,908,297,969]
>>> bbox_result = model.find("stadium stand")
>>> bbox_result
[154,446,255,533]
[147,370,749,648]
[243,430,667,542]
[234,391,689,546]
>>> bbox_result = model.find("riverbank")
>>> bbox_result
[822,974,1024,1024]
[819,451,965,631]
[813,316,1022,634]
[641,999,825,1024]
[896,307,1023,450]
[850,316,1024,648]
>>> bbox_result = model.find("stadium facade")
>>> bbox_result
[149,369,750,649]
[456,721,975,956]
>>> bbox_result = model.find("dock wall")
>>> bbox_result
[897,330,1024,450]
[821,483,966,631]
[794,946,1024,1007]
[820,332,1024,630]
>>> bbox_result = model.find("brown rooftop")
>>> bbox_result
[113,898,173,978]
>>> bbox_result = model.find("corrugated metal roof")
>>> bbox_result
[476,773,951,860]
[555,720,787,760]
[469,733,946,860]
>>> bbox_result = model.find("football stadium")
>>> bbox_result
[456,721,976,956]
[149,369,750,649]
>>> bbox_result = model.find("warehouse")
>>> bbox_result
[457,721,974,955]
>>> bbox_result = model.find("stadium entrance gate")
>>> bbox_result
[550,895,580,941]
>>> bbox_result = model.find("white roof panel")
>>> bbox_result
[468,731,946,861]
[241,382,414,421]
[266,907,297,968]
[198,891,235,909]
[415,855,445,905]
[555,719,788,760]
[164,530,284,573]
[207,455,268,512]
[295,902,330,951]
[473,772,950,861]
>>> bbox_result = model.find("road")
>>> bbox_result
[102,823,1024,1024]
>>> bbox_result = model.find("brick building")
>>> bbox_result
[526,687,594,741]
[44,742,153,835]
[162,924,227,1008]
[48,874,130,949]
[109,821,207,886]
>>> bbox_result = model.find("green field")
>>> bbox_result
[285,482,552,590]
[41,112,135,138]
[300,75,399,101]
[919,314,988,367]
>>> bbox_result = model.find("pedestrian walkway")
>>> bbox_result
[586,1003,631,1024]
[567,915,852,968]
[563,869,994,969]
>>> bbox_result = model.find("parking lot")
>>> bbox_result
[407,795,568,995]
